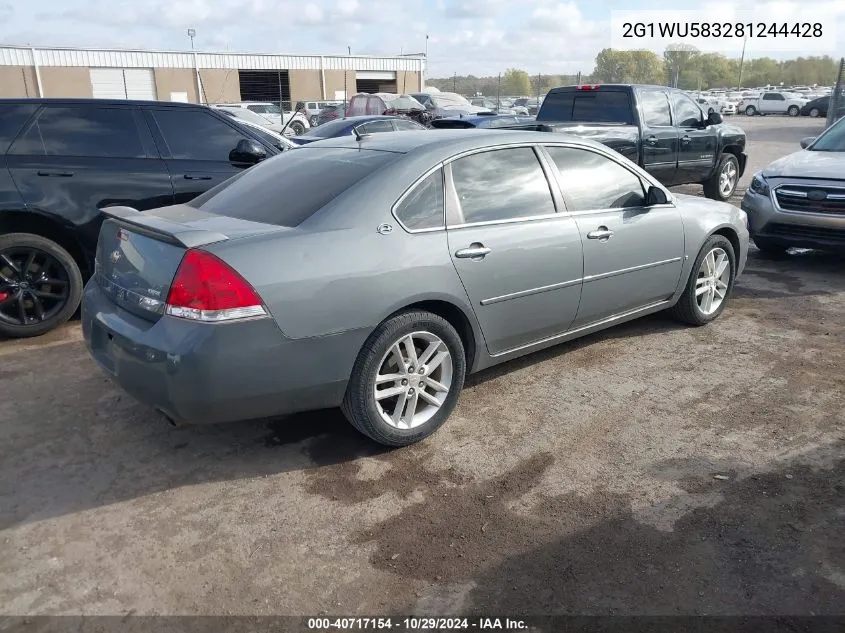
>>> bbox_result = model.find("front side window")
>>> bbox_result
[450,147,555,225]
[670,93,703,127]
[394,169,444,230]
[640,90,672,126]
[10,106,144,158]
[152,110,249,161]
[545,146,645,211]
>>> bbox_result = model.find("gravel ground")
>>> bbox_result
[1,115,843,618]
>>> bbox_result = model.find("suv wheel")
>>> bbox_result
[788,105,800,117]
[745,105,757,115]
[809,107,821,118]
[309,115,319,127]
[289,121,306,136]
[0,233,83,338]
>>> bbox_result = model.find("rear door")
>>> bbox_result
[636,88,679,185]
[5,103,173,255]
[543,144,684,327]
[669,91,717,185]
[445,145,583,355]
[144,107,269,205]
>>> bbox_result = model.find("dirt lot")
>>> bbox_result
[1,115,843,618]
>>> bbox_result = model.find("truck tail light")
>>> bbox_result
[577,84,600,90]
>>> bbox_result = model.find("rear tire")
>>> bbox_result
[788,105,800,117]
[309,115,319,127]
[703,153,739,201]
[745,105,757,116]
[289,121,306,135]
[670,235,736,327]
[0,232,83,338]
[342,310,466,447]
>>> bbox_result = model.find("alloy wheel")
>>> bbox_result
[695,247,730,315]
[0,247,71,326]
[373,331,453,430]
[719,160,738,198]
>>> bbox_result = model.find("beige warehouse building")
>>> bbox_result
[0,45,425,106]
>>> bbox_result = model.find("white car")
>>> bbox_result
[212,101,310,135]
[222,116,298,151]
[742,91,808,116]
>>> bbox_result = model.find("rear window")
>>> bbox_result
[188,148,399,226]
[540,90,634,124]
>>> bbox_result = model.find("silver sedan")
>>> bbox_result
[82,130,749,446]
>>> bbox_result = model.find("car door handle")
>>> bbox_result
[37,170,74,177]
[681,135,691,145]
[645,136,658,146]
[455,244,492,259]
[183,174,213,180]
[587,227,614,241]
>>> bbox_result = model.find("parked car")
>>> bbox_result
[289,115,426,145]
[469,98,528,115]
[741,115,845,254]
[296,100,343,127]
[513,98,541,115]
[741,91,807,116]
[0,98,283,338]
[507,84,748,201]
[429,114,537,129]
[410,92,490,119]
[345,93,430,126]
[211,105,287,134]
[693,95,720,115]
[800,96,830,118]
[213,102,310,135]
[218,116,298,151]
[314,103,345,126]
[81,129,748,447]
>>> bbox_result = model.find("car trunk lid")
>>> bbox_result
[94,205,284,322]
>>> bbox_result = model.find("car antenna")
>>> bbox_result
[353,126,370,142]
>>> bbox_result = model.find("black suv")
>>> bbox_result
[0,99,284,338]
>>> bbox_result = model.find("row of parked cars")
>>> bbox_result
[688,88,833,118]
[2,81,841,446]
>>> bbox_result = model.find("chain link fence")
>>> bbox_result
[825,57,845,128]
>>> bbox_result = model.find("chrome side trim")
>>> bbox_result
[448,212,563,230]
[480,278,582,306]
[582,257,682,283]
[491,300,672,358]
[565,203,676,217]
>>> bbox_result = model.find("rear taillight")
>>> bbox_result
[577,84,600,90]
[165,249,266,322]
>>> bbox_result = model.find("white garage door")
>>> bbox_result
[90,68,157,100]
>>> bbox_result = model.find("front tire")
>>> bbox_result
[703,153,739,201]
[745,105,757,116]
[309,115,319,127]
[342,310,466,447]
[670,235,736,326]
[809,108,821,118]
[788,105,800,117]
[0,233,83,338]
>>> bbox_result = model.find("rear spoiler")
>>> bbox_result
[99,206,230,249]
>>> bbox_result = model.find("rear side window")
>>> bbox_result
[540,90,634,124]
[0,104,37,153]
[10,106,144,158]
[394,169,444,230]
[189,148,399,226]
[359,120,394,134]
[546,146,645,210]
[151,109,249,161]
[639,90,672,126]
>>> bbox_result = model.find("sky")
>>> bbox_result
[3,0,844,77]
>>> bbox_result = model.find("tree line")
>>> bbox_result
[427,51,842,95]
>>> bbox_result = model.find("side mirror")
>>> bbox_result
[706,111,723,126]
[230,138,268,165]
[646,185,669,206]
[800,136,815,149]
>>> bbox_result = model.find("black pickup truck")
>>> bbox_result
[515,84,748,201]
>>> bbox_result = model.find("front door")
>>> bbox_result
[637,88,679,186]
[445,146,583,356]
[760,92,786,114]
[542,145,685,327]
[669,91,717,185]
[5,103,173,261]
[144,108,263,204]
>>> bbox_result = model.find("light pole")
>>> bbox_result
[737,35,747,89]
[422,34,429,91]
[187,28,196,50]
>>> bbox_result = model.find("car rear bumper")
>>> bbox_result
[740,189,845,251]
[81,279,366,425]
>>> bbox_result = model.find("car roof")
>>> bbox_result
[300,129,611,157]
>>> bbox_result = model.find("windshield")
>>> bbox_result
[432,93,471,108]
[304,118,352,137]
[539,90,634,124]
[809,117,845,152]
